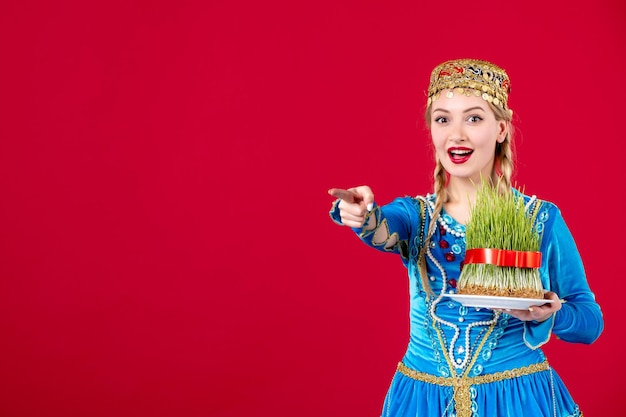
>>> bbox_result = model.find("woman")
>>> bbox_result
[328,58,603,417]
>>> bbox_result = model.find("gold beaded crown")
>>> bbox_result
[427,58,511,112]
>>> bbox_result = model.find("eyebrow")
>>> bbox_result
[432,106,487,113]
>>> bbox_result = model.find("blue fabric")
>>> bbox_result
[332,192,603,417]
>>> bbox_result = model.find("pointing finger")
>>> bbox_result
[328,188,363,204]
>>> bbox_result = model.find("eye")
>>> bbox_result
[467,115,483,123]
[433,116,447,124]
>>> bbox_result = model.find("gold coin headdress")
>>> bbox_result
[427,58,511,112]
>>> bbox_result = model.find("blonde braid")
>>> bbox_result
[491,105,515,196]
[418,160,447,295]
[495,140,513,195]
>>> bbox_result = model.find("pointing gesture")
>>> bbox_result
[328,186,375,228]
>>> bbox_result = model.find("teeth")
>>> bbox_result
[450,149,472,155]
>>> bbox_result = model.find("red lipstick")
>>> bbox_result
[448,147,473,164]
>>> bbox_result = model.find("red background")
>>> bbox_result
[0,1,623,416]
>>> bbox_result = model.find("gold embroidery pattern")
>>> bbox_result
[397,361,550,417]
[427,58,511,112]
[432,317,496,417]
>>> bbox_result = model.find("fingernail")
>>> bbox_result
[367,203,373,211]
[528,307,534,312]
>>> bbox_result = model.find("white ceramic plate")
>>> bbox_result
[444,293,554,310]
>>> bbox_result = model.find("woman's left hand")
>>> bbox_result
[499,291,562,322]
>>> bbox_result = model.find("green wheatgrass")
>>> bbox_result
[457,181,543,299]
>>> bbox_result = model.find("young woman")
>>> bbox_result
[328,58,603,417]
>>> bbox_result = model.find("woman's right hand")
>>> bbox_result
[327,186,375,228]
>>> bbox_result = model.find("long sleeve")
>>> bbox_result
[523,202,604,347]
[330,197,423,267]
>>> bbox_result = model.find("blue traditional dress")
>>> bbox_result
[330,191,603,417]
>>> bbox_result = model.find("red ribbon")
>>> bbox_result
[464,248,542,268]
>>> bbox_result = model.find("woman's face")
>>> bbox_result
[429,90,507,184]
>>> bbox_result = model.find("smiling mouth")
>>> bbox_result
[448,149,473,163]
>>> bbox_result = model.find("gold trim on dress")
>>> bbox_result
[397,361,550,417]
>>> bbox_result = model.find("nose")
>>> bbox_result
[448,120,467,142]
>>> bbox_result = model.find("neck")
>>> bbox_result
[445,179,479,207]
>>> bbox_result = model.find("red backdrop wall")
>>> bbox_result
[1,1,623,416]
